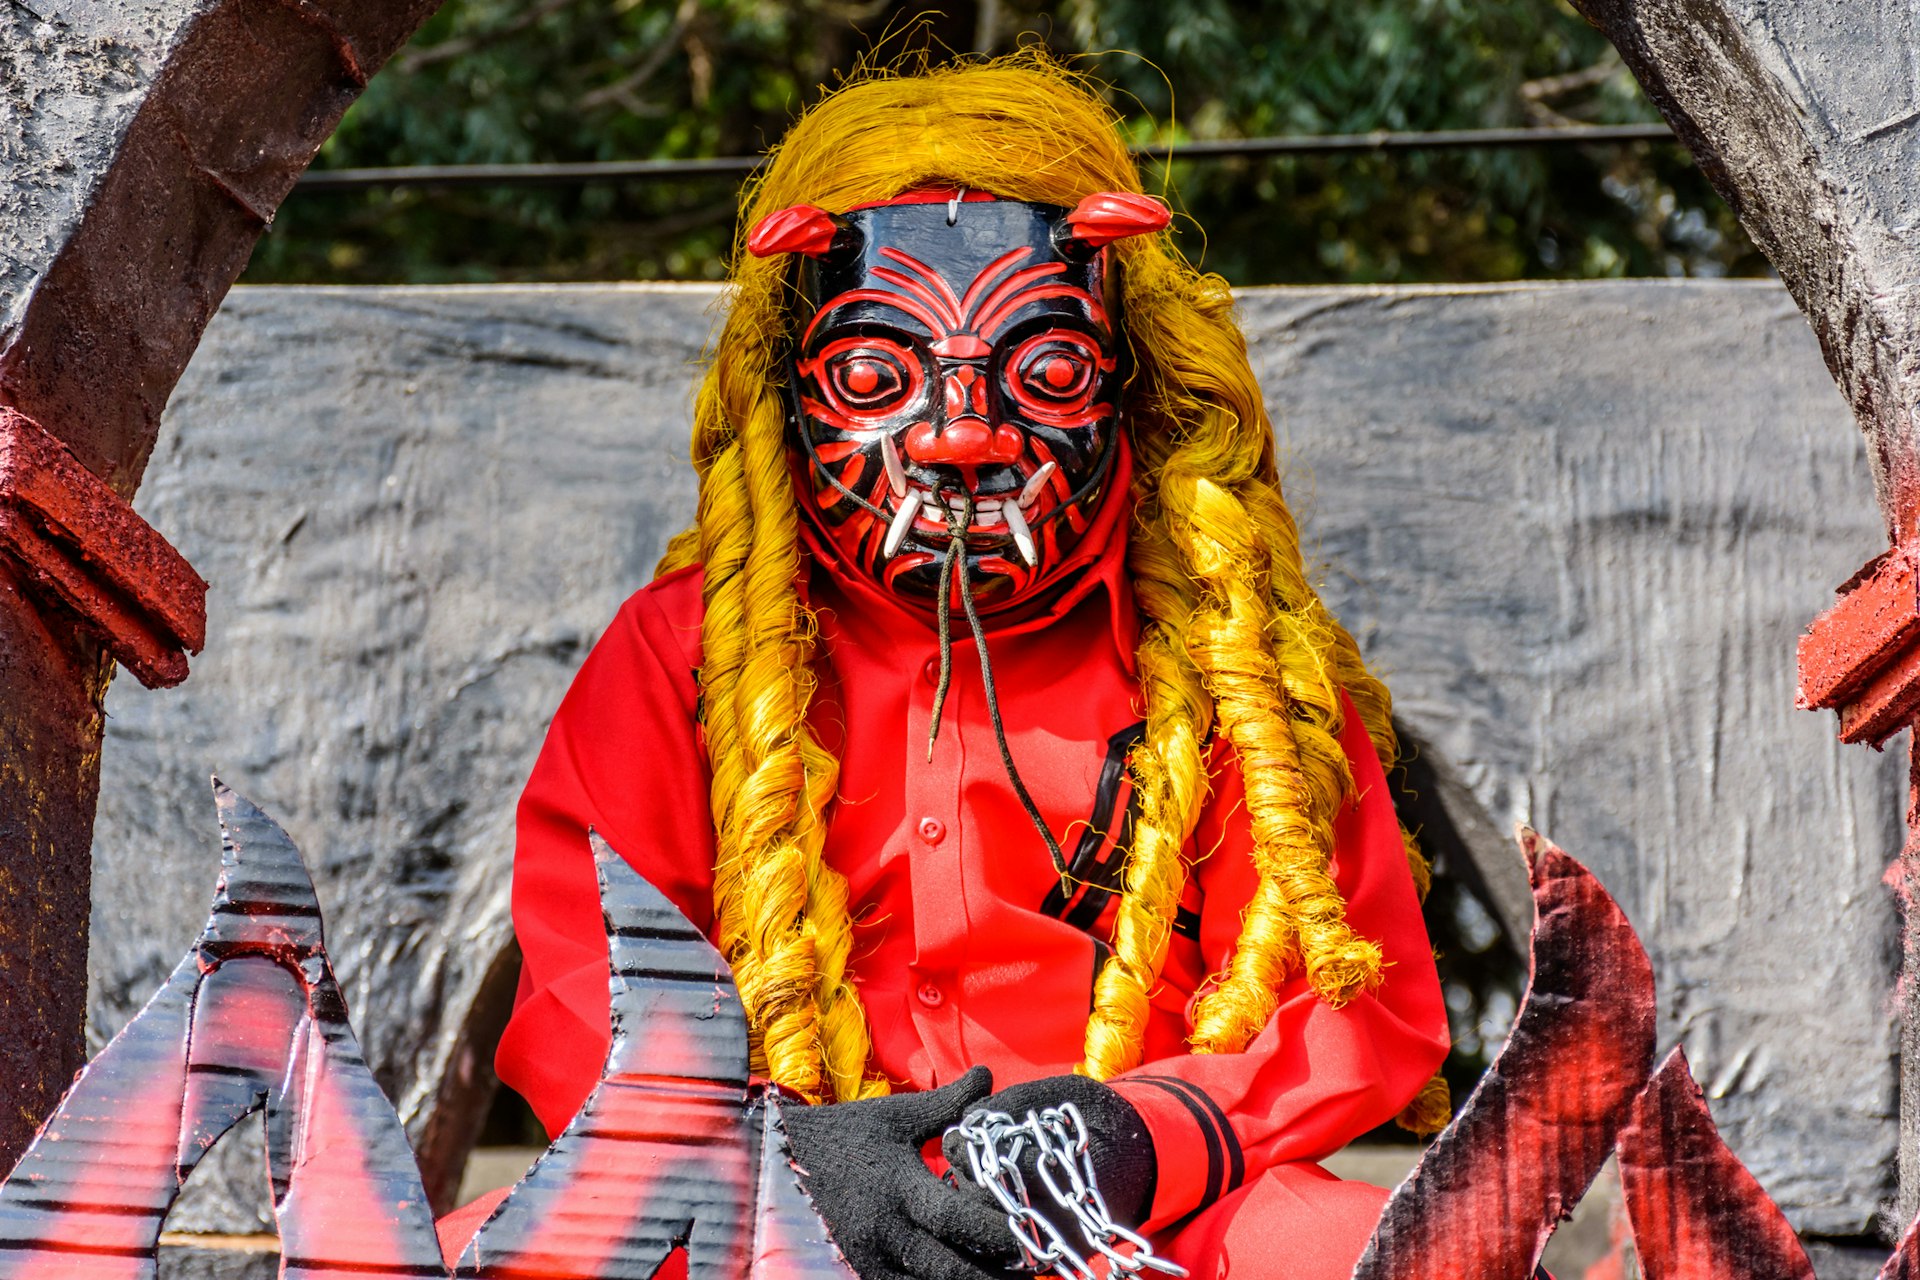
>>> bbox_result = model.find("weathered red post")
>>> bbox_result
[0,0,444,1165]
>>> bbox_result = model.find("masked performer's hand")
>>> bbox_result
[941,1074,1158,1235]
[781,1065,1023,1280]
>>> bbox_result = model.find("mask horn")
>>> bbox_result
[746,204,861,259]
[1054,191,1172,259]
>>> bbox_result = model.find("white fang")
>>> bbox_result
[884,491,924,558]
[881,435,909,498]
[1018,462,1058,509]
[1003,499,1037,567]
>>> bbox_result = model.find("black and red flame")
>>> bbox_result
[0,787,1903,1278]
[758,192,1153,614]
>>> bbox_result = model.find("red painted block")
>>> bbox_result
[1796,547,1920,745]
[0,407,206,687]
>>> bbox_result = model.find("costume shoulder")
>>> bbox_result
[616,561,705,673]
[637,562,706,641]
[560,561,706,725]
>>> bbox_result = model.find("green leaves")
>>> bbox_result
[248,0,1759,286]
[1070,0,1757,282]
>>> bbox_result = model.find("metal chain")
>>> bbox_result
[950,1104,1187,1280]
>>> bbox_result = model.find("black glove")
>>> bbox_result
[780,1065,1023,1280]
[941,1074,1158,1234]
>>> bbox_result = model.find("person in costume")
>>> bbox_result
[491,56,1451,1280]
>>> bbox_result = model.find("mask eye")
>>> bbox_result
[831,353,907,409]
[800,335,925,424]
[1023,350,1092,400]
[1003,331,1112,423]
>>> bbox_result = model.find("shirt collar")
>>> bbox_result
[794,431,1140,676]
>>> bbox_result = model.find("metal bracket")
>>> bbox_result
[1797,547,1920,746]
[0,407,206,688]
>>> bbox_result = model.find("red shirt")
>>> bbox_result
[496,496,1449,1235]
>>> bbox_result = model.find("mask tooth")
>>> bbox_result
[1002,498,1038,567]
[881,435,909,499]
[976,500,1004,527]
[884,490,924,558]
[1018,461,1059,509]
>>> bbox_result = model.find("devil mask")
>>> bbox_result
[749,189,1169,613]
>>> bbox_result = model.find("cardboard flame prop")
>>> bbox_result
[0,783,850,1280]
[0,789,1902,1278]
[0,782,447,1280]
[1355,828,1658,1279]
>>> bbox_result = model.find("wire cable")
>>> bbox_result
[291,123,1678,192]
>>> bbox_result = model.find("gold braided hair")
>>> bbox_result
[656,52,1449,1131]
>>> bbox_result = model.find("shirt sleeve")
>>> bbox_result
[1106,692,1451,1235]
[493,578,718,1140]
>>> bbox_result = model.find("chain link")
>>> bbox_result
[950,1104,1188,1280]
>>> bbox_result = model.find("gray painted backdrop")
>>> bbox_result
[90,281,1900,1246]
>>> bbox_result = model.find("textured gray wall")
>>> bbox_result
[1568,0,1920,538]
[1251,281,1900,1240]
[0,0,201,344]
[1568,0,1920,1235]
[91,281,1900,1244]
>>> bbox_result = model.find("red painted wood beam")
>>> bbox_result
[1797,548,1920,746]
[0,409,205,689]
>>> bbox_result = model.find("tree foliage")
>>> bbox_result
[245,0,1761,286]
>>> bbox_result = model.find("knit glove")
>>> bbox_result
[780,1066,1023,1280]
[941,1074,1158,1235]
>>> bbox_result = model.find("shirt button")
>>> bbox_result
[918,816,945,844]
[917,981,945,1008]
[922,657,941,685]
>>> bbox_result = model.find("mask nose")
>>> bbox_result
[944,364,989,420]
[904,365,1020,466]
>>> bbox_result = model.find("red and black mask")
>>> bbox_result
[749,189,1169,613]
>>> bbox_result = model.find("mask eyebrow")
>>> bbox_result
[802,290,947,347]
[958,246,1038,319]
[874,248,965,327]
[973,269,1100,340]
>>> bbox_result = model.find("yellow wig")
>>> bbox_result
[657,53,1448,1133]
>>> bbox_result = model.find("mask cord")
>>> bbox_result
[925,485,1071,888]
[927,524,958,757]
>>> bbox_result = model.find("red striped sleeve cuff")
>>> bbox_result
[1109,1074,1245,1234]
